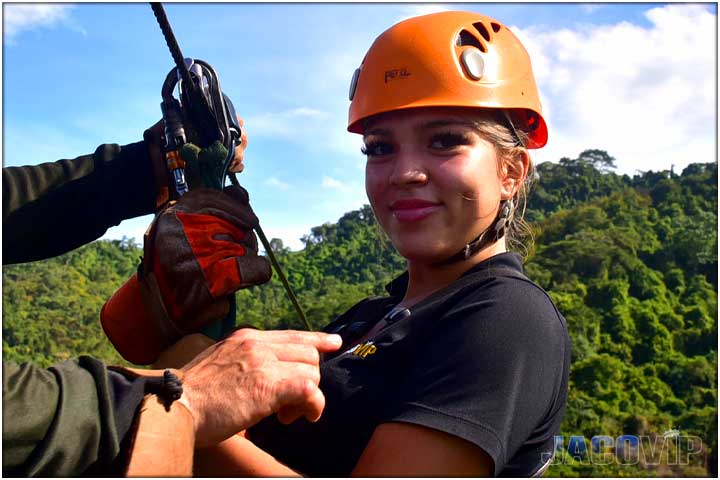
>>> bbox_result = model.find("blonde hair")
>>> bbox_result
[471,110,536,257]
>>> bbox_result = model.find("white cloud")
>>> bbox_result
[256,223,313,252]
[284,107,328,119]
[246,107,330,137]
[244,105,364,170]
[4,122,99,168]
[321,175,350,191]
[3,4,74,41]
[264,177,293,191]
[101,215,153,246]
[580,4,604,15]
[513,4,716,174]
[316,176,367,222]
[394,4,451,23]
[328,128,365,161]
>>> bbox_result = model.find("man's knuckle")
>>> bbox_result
[301,378,317,397]
[246,352,267,369]
[308,347,320,364]
[280,330,300,342]
[308,367,321,385]
[230,328,251,342]
[313,332,333,344]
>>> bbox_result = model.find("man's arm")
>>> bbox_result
[2,141,158,265]
[2,357,135,477]
[2,116,247,266]
[2,330,342,477]
[125,329,342,476]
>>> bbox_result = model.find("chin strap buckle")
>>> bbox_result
[448,198,515,264]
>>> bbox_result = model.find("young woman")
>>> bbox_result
[194,10,570,477]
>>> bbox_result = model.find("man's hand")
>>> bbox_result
[144,115,248,203]
[178,329,342,448]
[153,333,216,369]
[228,116,248,173]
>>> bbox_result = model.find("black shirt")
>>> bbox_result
[249,252,571,476]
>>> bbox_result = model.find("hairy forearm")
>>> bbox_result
[194,434,301,477]
[125,395,195,477]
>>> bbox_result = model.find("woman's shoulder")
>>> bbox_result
[421,254,570,391]
[448,253,565,328]
[423,254,569,366]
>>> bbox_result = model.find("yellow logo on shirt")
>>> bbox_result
[347,341,377,358]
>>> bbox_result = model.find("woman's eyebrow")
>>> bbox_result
[364,127,391,137]
[419,119,476,130]
[364,119,474,137]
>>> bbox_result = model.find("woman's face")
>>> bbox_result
[363,108,516,263]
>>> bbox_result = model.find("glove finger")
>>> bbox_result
[206,255,270,297]
[205,231,258,258]
[184,188,258,227]
[207,226,260,257]
[222,185,250,205]
[235,255,272,288]
[175,188,259,230]
[176,212,255,260]
[205,257,243,298]
[154,213,247,323]
[232,229,258,254]
[211,231,257,255]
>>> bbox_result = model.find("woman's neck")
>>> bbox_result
[401,241,507,308]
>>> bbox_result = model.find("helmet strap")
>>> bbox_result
[438,199,514,265]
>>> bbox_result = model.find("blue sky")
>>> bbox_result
[3,2,717,250]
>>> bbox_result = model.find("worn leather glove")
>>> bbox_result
[101,185,271,365]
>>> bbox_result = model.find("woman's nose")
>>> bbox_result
[389,146,428,187]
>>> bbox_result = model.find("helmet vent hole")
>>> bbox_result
[491,22,502,33]
[456,29,487,53]
[473,22,492,42]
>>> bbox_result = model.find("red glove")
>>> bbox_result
[101,185,271,364]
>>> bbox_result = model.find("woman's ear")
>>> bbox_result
[499,150,530,200]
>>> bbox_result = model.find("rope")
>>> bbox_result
[150,3,196,97]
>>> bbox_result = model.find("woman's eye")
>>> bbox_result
[361,141,393,157]
[429,132,470,150]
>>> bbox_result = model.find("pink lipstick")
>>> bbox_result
[390,199,441,222]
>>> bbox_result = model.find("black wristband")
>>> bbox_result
[145,369,184,411]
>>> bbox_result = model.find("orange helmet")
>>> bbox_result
[347,11,548,148]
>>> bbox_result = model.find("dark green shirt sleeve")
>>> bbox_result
[2,141,163,475]
[1,357,150,476]
[2,142,157,265]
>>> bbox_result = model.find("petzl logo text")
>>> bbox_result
[384,68,411,83]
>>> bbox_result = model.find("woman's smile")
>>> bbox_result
[363,108,507,263]
[389,199,442,223]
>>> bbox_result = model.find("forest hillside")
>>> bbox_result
[3,151,717,476]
